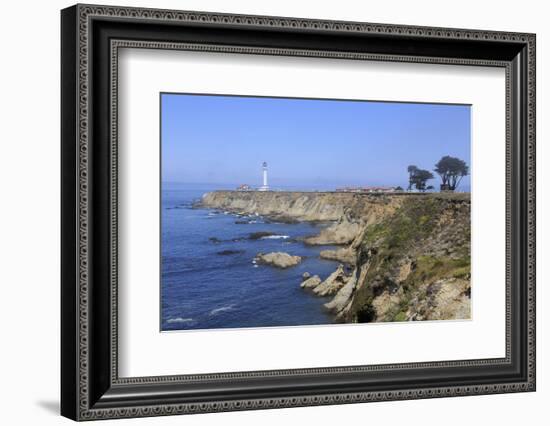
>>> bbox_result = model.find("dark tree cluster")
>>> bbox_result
[434,156,469,191]
[407,165,434,192]
[407,156,469,192]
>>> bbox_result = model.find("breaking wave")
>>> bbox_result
[166,317,194,324]
[260,235,290,240]
[209,304,235,316]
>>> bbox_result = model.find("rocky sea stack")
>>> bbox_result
[255,252,302,269]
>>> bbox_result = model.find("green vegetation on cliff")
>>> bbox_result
[348,196,471,323]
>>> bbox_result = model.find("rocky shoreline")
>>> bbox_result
[198,191,471,323]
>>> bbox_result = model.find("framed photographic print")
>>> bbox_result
[61,4,536,421]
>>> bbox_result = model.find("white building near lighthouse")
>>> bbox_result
[258,161,270,191]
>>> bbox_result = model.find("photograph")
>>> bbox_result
[160,93,472,331]
[57,3,536,421]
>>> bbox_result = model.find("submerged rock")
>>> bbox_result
[248,231,276,240]
[217,250,244,256]
[255,252,302,269]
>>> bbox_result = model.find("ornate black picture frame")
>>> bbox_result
[61,4,536,421]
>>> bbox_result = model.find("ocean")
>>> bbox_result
[161,186,343,331]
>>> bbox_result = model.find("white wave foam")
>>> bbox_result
[209,304,235,316]
[260,235,290,240]
[167,317,194,324]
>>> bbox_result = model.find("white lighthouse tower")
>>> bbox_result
[258,161,270,191]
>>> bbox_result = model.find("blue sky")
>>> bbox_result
[161,93,471,191]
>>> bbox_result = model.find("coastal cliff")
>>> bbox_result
[200,191,404,222]
[200,191,404,248]
[199,191,471,323]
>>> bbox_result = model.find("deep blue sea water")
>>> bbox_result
[161,187,342,331]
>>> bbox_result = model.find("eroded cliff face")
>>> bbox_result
[199,191,404,250]
[199,191,471,323]
[329,195,471,323]
[200,191,404,221]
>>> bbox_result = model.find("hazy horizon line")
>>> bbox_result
[162,181,472,192]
